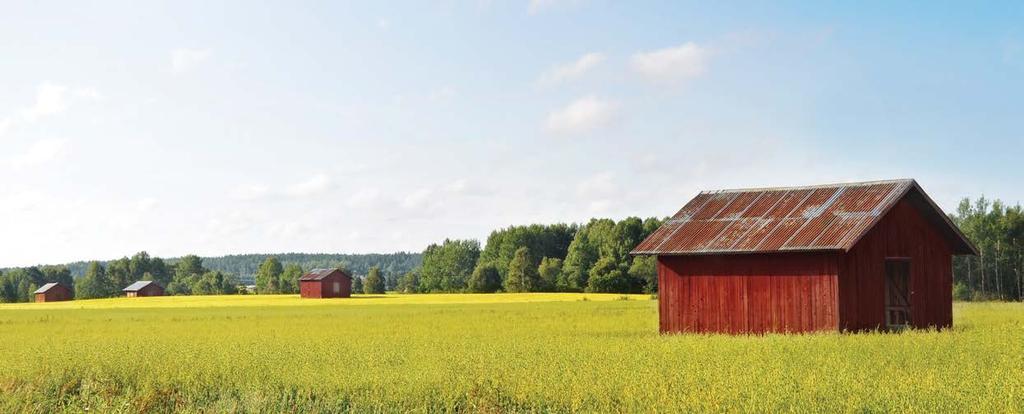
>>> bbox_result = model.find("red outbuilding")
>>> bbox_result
[299,268,353,298]
[123,280,165,297]
[632,179,977,334]
[34,282,73,303]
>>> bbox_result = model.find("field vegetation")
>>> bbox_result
[1,294,1021,412]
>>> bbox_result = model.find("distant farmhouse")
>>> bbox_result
[299,268,352,298]
[633,179,977,334]
[34,282,73,303]
[123,281,165,297]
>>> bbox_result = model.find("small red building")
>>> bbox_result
[300,268,353,298]
[34,282,73,302]
[123,281,165,297]
[633,179,977,334]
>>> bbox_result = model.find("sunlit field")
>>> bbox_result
[1,294,1022,413]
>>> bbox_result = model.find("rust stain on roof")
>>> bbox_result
[633,179,977,256]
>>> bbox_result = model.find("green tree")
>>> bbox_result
[364,266,386,294]
[75,261,112,299]
[419,239,480,292]
[468,262,502,293]
[628,255,658,294]
[396,272,418,293]
[106,259,132,292]
[537,257,563,292]
[254,257,283,294]
[352,276,363,294]
[279,264,303,294]
[562,230,597,291]
[588,256,643,293]
[505,247,539,293]
[479,224,577,278]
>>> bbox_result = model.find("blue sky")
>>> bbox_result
[1,1,1021,267]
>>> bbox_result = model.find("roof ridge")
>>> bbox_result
[699,178,915,195]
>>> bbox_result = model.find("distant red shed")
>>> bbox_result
[123,281,165,297]
[300,268,353,298]
[633,179,977,334]
[34,282,73,303]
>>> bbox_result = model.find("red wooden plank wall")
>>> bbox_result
[838,198,954,330]
[658,253,839,334]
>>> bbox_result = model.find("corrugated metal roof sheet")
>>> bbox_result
[299,268,351,281]
[632,179,977,256]
[33,282,61,294]
[123,280,157,292]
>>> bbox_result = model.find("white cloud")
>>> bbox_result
[544,96,617,135]
[630,42,709,83]
[377,18,391,30]
[347,187,382,207]
[402,188,433,209]
[286,173,332,197]
[538,52,605,85]
[429,86,457,102]
[8,139,69,169]
[576,172,617,197]
[232,184,271,201]
[171,48,213,74]
[137,197,159,212]
[74,87,103,101]
[21,83,69,122]
[444,178,492,197]
[0,82,102,137]
[528,0,583,14]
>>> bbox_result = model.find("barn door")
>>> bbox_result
[885,259,911,329]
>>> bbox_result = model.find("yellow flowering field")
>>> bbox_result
[0,294,1021,412]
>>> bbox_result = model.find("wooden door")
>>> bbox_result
[885,259,911,329]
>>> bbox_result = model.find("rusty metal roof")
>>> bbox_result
[299,268,351,281]
[632,179,977,256]
[33,282,64,294]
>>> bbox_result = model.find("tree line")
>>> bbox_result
[0,252,241,302]
[6,201,1021,302]
[56,252,421,285]
[395,217,665,294]
[951,197,1024,301]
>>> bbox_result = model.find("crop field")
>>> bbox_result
[1,294,1022,413]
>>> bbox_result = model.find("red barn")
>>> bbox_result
[34,282,73,302]
[299,268,353,298]
[123,281,165,297]
[632,179,977,334]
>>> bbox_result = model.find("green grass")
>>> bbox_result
[0,294,1021,413]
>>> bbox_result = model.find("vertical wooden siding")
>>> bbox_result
[658,253,839,334]
[300,280,323,298]
[839,198,954,330]
[299,274,352,298]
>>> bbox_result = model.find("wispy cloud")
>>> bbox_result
[0,82,101,137]
[527,0,584,15]
[630,42,709,83]
[8,139,70,169]
[544,96,617,135]
[232,173,333,201]
[286,173,332,197]
[171,48,213,74]
[538,52,605,85]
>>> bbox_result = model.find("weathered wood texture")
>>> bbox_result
[34,284,73,302]
[658,253,839,334]
[838,197,953,331]
[299,271,352,299]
